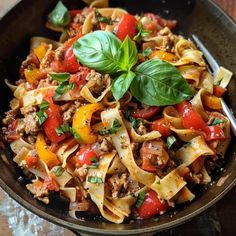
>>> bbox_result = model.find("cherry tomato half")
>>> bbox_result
[115,14,138,41]
[43,94,65,143]
[213,85,226,98]
[131,106,160,120]
[137,190,169,219]
[75,147,98,167]
[64,46,81,73]
[25,156,38,168]
[204,125,225,141]
[151,118,172,137]
[175,101,206,131]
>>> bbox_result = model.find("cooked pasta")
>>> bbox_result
[2,0,233,223]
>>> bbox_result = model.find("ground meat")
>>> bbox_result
[40,49,55,70]
[108,173,128,198]
[162,35,175,52]
[136,122,147,135]
[73,13,86,24]
[187,172,203,185]
[26,182,49,204]
[19,53,40,79]
[86,70,110,97]
[99,138,113,153]
[2,110,18,126]
[24,112,39,134]
[54,46,65,61]
[16,119,26,134]
[74,165,88,181]
[20,105,36,116]
[62,103,78,123]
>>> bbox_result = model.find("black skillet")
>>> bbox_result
[0,0,236,235]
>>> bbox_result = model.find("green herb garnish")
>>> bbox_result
[55,124,81,142]
[133,22,151,41]
[166,135,176,149]
[51,166,64,177]
[99,119,121,135]
[95,10,112,24]
[142,47,152,57]
[49,1,71,27]
[136,191,146,208]
[88,176,103,184]
[210,118,224,126]
[73,31,193,106]
[50,73,70,82]
[36,100,50,126]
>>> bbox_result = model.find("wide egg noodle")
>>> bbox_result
[101,108,156,187]
[175,136,215,166]
[85,152,127,223]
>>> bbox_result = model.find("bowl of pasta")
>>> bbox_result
[0,0,236,235]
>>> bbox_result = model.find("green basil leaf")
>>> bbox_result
[54,81,68,99]
[51,166,64,177]
[166,135,176,149]
[210,118,224,126]
[133,22,151,41]
[38,100,50,110]
[111,71,136,101]
[70,127,81,142]
[119,36,138,71]
[142,47,152,57]
[36,111,48,126]
[136,191,146,208]
[73,31,123,74]
[88,176,103,184]
[50,73,70,82]
[49,1,71,27]
[55,124,70,136]
[130,59,193,106]
[99,119,121,135]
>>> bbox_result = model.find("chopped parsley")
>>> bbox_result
[136,191,146,208]
[51,166,64,177]
[50,73,74,99]
[142,47,152,57]
[87,157,99,169]
[210,118,224,126]
[36,100,50,126]
[133,22,151,41]
[95,9,112,24]
[99,119,121,135]
[125,107,143,129]
[88,176,103,184]
[55,124,81,142]
[166,135,176,149]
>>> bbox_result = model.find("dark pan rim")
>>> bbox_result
[0,0,236,234]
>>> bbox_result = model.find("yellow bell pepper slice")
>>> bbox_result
[33,43,48,62]
[72,103,103,144]
[24,66,42,84]
[203,95,222,110]
[35,133,60,168]
[149,50,177,62]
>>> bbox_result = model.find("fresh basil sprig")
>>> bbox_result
[36,100,50,126]
[49,1,71,27]
[130,59,193,106]
[50,73,74,99]
[73,31,193,106]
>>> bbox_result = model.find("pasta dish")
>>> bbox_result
[2,0,233,223]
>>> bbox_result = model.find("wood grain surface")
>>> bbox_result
[0,0,235,236]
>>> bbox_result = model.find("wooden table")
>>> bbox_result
[0,1,235,236]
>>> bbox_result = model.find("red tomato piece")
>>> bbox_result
[51,60,66,73]
[151,118,171,137]
[75,147,98,167]
[43,176,59,191]
[64,46,81,73]
[42,94,65,143]
[137,190,169,219]
[131,106,160,119]
[213,85,226,98]
[25,156,38,168]
[204,126,225,141]
[175,101,206,131]
[69,10,81,18]
[115,14,138,41]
